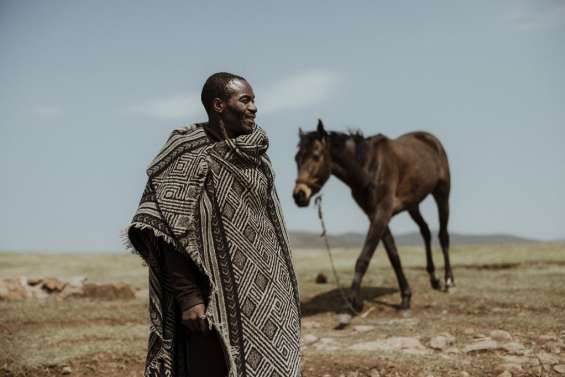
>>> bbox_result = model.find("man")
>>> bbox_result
[126,72,302,377]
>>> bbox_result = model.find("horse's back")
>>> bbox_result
[397,131,446,155]
[388,131,451,188]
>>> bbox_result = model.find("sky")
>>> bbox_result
[0,1,564,252]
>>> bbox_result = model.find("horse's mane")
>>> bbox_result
[328,129,387,162]
[328,129,365,145]
[300,128,385,156]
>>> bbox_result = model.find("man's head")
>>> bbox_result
[201,72,257,138]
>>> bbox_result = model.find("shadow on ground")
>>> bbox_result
[301,286,398,316]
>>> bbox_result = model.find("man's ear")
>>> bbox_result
[212,98,225,114]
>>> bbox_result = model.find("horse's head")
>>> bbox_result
[293,119,332,207]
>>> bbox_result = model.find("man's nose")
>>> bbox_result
[249,101,257,113]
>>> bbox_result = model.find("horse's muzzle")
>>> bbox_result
[293,181,313,207]
[293,189,310,207]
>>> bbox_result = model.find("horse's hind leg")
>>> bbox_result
[382,227,411,310]
[433,184,454,291]
[408,206,441,290]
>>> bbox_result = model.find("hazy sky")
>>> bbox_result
[1,1,564,251]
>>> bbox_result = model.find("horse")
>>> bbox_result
[293,119,453,312]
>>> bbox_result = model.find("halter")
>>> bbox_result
[294,177,322,192]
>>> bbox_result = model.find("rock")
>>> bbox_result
[27,277,43,286]
[368,369,381,377]
[302,320,321,329]
[63,276,86,287]
[61,365,72,375]
[59,285,85,299]
[315,272,328,284]
[463,327,475,335]
[134,288,149,299]
[444,347,461,354]
[554,364,565,374]
[41,277,66,292]
[3,276,136,301]
[460,372,470,377]
[496,371,512,377]
[494,363,523,374]
[352,325,375,333]
[501,342,526,355]
[537,351,561,365]
[302,334,318,345]
[82,282,135,300]
[539,332,558,341]
[429,333,456,350]
[336,313,352,328]
[314,337,340,352]
[0,278,28,301]
[490,330,512,341]
[463,339,499,353]
[350,336,429,354]
[23,282,49,299]
[500,355,538,366]
[544,341,563,354]
[346,372,359,377]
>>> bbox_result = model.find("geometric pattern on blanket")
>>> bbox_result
[207,137,302,377]
[127,123,301,377]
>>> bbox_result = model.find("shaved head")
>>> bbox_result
[201,72,246,115]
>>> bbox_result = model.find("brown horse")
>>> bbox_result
[293,119,453,312]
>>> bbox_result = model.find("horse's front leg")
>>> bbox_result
[349,205,392,312]
[381,226,411,310]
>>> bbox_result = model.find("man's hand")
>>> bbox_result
[181,303,208,333]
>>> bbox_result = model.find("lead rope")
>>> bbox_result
[314,195,361,315]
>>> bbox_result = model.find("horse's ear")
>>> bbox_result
[317,119,327,138]
[298,127,304,138]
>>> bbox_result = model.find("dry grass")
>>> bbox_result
[1,241,564,376]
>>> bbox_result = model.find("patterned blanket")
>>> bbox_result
[126,123,302,377]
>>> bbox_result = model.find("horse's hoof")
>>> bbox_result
[348,296,364,313]
[431,279,442,291]
[444,278,456,293]
[400,309,412,318]
[397,297,411,312]
[397,304,411,311]
[334,313,353,330]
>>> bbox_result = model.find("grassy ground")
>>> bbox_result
[1,242,564,376]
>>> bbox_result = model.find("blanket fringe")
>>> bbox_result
[122,222,178,254]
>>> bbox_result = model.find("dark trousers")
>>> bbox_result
[183,329,228,377]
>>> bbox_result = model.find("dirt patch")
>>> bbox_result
[1,353,144,377]
[82,283,135,300]
[302,355,396,376]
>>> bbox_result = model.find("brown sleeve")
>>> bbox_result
[159,238,205,312]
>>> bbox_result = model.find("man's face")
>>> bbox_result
[219,79,257,137]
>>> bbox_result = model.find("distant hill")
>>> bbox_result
[287,230,540,249]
